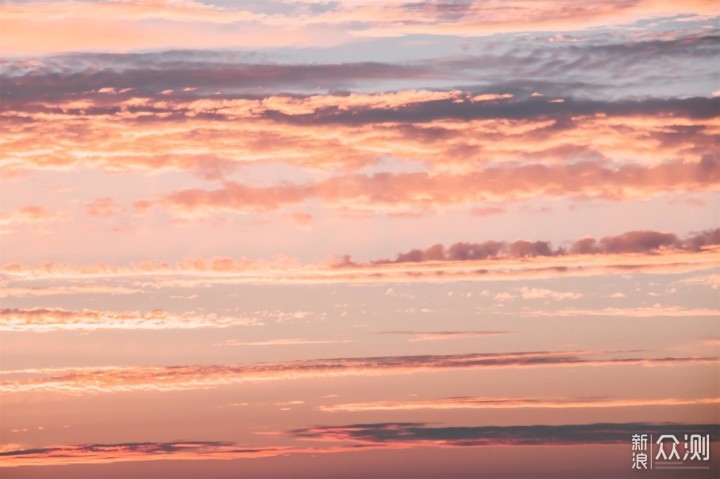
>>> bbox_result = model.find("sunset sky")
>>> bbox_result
[1,1,719,477]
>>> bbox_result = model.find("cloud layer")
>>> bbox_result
[292,421,720,446]
[320,396,720,412]
[3,350,715,395]
[0,308,261,332]
[2,229,717,293]
[2,1,717,54]
[2,421,718,467]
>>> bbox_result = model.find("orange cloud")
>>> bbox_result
[320,395,720,412]
[346,0,719,38]
[0,207,60,233]
[221,338,353,346]
[0,307,262,332]
[677,273,720,289]
[3,420,717,468]
[126,157,719,215]
[518,287,582,301]
[1,245,718,289]
[3,420,719,468]
[1,350,715,395]
[0,440,374,468]
[379,331,509,342]
[520,305,720,318]
[3,87,717,179]
[1,0,716,54]
[84,197,123,217]
[0,284,142,299]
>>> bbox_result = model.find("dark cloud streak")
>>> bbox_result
[292,422,720,446]
[371,228,720,265]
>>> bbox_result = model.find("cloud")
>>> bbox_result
[519,287,582,301]
[574,231,680,254]
[470,207,505,217]
[0,307,262,332]
[3,61,430,102]
[285,211,313,226]
[0,440,324,468]
[132,157,719,216]
[0,206,53,224]
[267,96,720,125]
[291,421,720,446]
[2,1,716,54]
[347,1,719,38]
[2,350,715,395]
[84,198,123,217]
[1,234,718,289]
[5,31,718,107]
[221,338,353,346]
[4,87,717,181]
[378,228,720,264]
[0,207,60,233]
[0,2,354,55]
[494,292,516,301]
[319,395,720,412]
[472,93,514,102]
[3,420,719,467]
[0,284,142,299]
[677,273,720,289]
[520,305,720,318]
[379,331,509,341]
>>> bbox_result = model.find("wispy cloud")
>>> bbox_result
[0,308,262,332]
[0,284,142,299]
[520,305,720,318]
[84,197,123,217]
[2,351,715,395]
[2,230,718,289]
[320,396,720,412]
[221,338,354,346]
[130,157,718,215]
[677,273,720,289]
[4,76,718,180]
[518,287,582,301]
[379,331,509,341]
[2,1,717,54]
[0,440,318,468]
[2,421,718,467]
[0,207,62,234]
[291,421,720,446]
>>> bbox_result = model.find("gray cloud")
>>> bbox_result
[373,228,720,265]
[292,422,720,445]
[2,33,717,106]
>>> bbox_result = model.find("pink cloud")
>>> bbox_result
[84,197,123,217]
[133,158,719,216]
[0,206,58,227]
[3,0,716,54]
[1,232,717,289]
[0,307,262,332]
[320,395,720,412]
[2,350,715,395]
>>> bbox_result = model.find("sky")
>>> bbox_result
[0,1,719,478]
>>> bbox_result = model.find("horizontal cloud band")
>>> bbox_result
[2,230,718,293]
[2,351,716,395]
[320,395,720,412]
[4,422,717,467]
[0,307,261,332]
